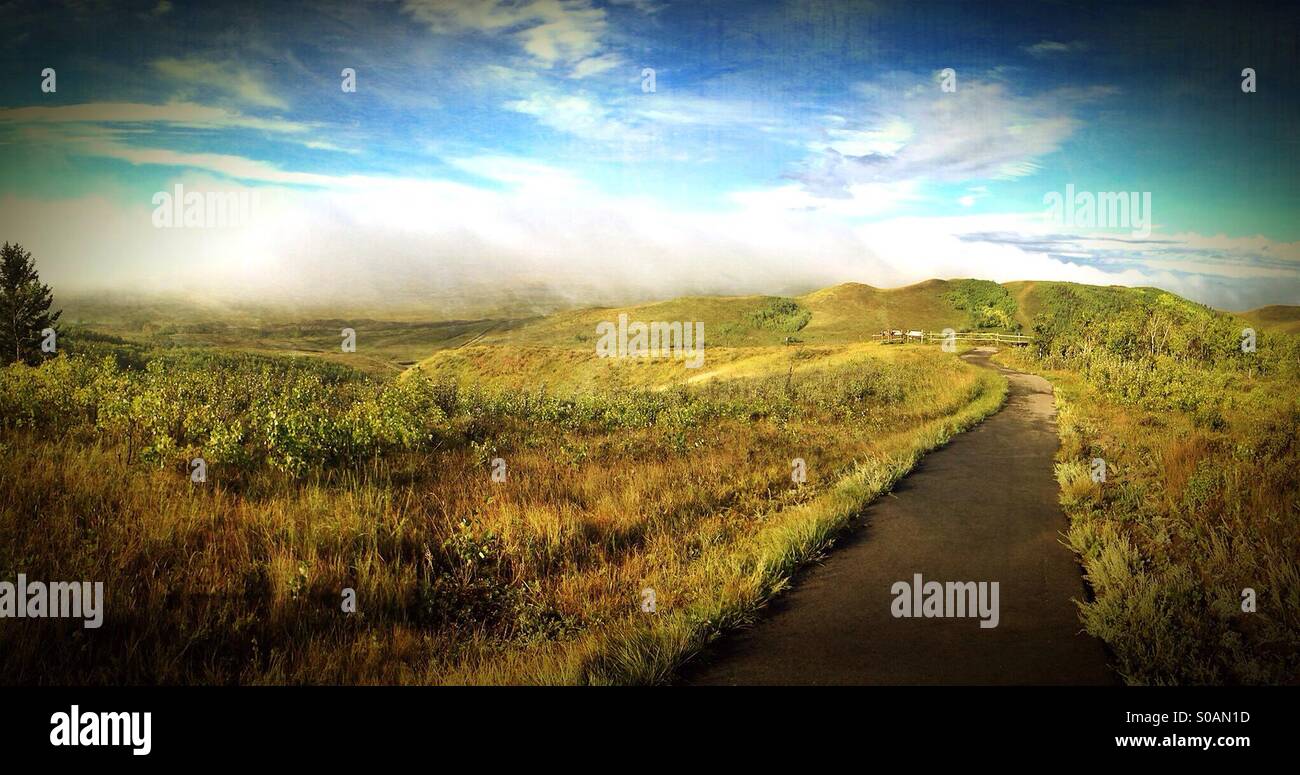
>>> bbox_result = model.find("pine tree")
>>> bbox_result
[0,242,62,365]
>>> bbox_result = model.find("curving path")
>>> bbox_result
[685,348,1115,685]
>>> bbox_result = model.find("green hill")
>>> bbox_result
[469,278,1021,349]
[1239,304,1300,334]
[411,277,1298,390]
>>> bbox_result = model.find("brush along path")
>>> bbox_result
[685,348,1114,685]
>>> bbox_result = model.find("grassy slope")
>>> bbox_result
[1239,305,1300,334]
[995,283,1300,684]
[59,294,509,376]
[400,280,1016,681]
[14,278,1018,685]
[465,280,977,347]
[454,369,1007,684]
[409,280,989,392]
[1002,280,1042,331]
[400,278,1300,683]
[797,280,971,340]
[41,276,1297,684]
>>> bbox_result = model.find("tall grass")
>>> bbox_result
[1001,285,1300,684]
[1,344,1002,684]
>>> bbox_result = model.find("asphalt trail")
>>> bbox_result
[685,348,1115,685]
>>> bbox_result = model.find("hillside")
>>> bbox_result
[409,278,1035,388]
[65,278,1293,385]
[1239,304,1300,334]
[474,278,1022,349]
[411,277,1292,391]
[13,274,1298,686]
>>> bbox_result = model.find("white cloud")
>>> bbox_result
[728,181,919,218]
[505,92,639,142]
[798,79,1110,196]
[0,102,308,133]
[569,53,624,79]
[402,0,613,75]
[153,58,288,110]
[78,139,336,186]
[1023,40,1090,58]
[810,119,914,157]
[449,155,586,195]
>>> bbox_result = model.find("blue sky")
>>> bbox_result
[1,0,1297,311]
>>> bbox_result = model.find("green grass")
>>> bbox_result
[1,333,1002,684]
[996,284,1300,684]
[8,276,1293,685]
[1238,304,1300,335]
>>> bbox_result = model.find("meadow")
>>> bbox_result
[999,282,1300,684]
[4,278,1297,685]
[0,290,1005,684]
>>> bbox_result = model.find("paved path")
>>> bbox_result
[686,349,1114,685]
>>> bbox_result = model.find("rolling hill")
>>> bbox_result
[410,277,1287,391]
[1239,304,1300,334]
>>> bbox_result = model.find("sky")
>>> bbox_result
[0,0,1297,313]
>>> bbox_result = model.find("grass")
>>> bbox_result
[1238,304,1300,335]
[0,334,1003,684]
[996,282,1300,684]
[56,293,512,376]
[9,276,1294,685]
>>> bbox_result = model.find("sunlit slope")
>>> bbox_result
[470,279,992,349]
[1239,305,1300,334]
[409,277,1286,390]
[1001,280,1042,331]
[408,280,993,390]
[1007,280,1258,335]
[476,294,801,348]
[796,280,973,340]
[408,340,931,392]
[61,293,504,375]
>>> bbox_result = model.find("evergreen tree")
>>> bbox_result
[0,242,62,365]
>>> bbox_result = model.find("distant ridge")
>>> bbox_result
[1239,305,1300,334]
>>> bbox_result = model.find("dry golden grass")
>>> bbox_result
[1,344,1004,684]
[1000,348,1300,684]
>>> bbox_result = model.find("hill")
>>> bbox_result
[411,276,1295,391]
[1239,304,1300,334]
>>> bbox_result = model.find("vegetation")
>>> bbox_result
[0,338,1003,684]
[1,243,61,366]
[1239,304,1300,335]
[944,279,1019,331]
[5,266,1296,686]
[1000,282,1300,684]
[742,297,812,333]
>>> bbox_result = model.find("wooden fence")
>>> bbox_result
[872,331,1033,346]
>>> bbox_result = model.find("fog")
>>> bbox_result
[3,174,1296,319]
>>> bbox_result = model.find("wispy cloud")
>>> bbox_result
[11,166,1294,312]
[0,102,309,133]
[402,0,625,77]
[152,57,288,110]
[793,78,1114,197]
[505,91,641,142]
[1023,40,1090,58]
[0,0,1294,314]
[77,140,336,186]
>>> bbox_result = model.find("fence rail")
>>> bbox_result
[872,331,1034,346]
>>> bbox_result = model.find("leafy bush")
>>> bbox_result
[945,279,1019,330]
[744,297,812,333]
